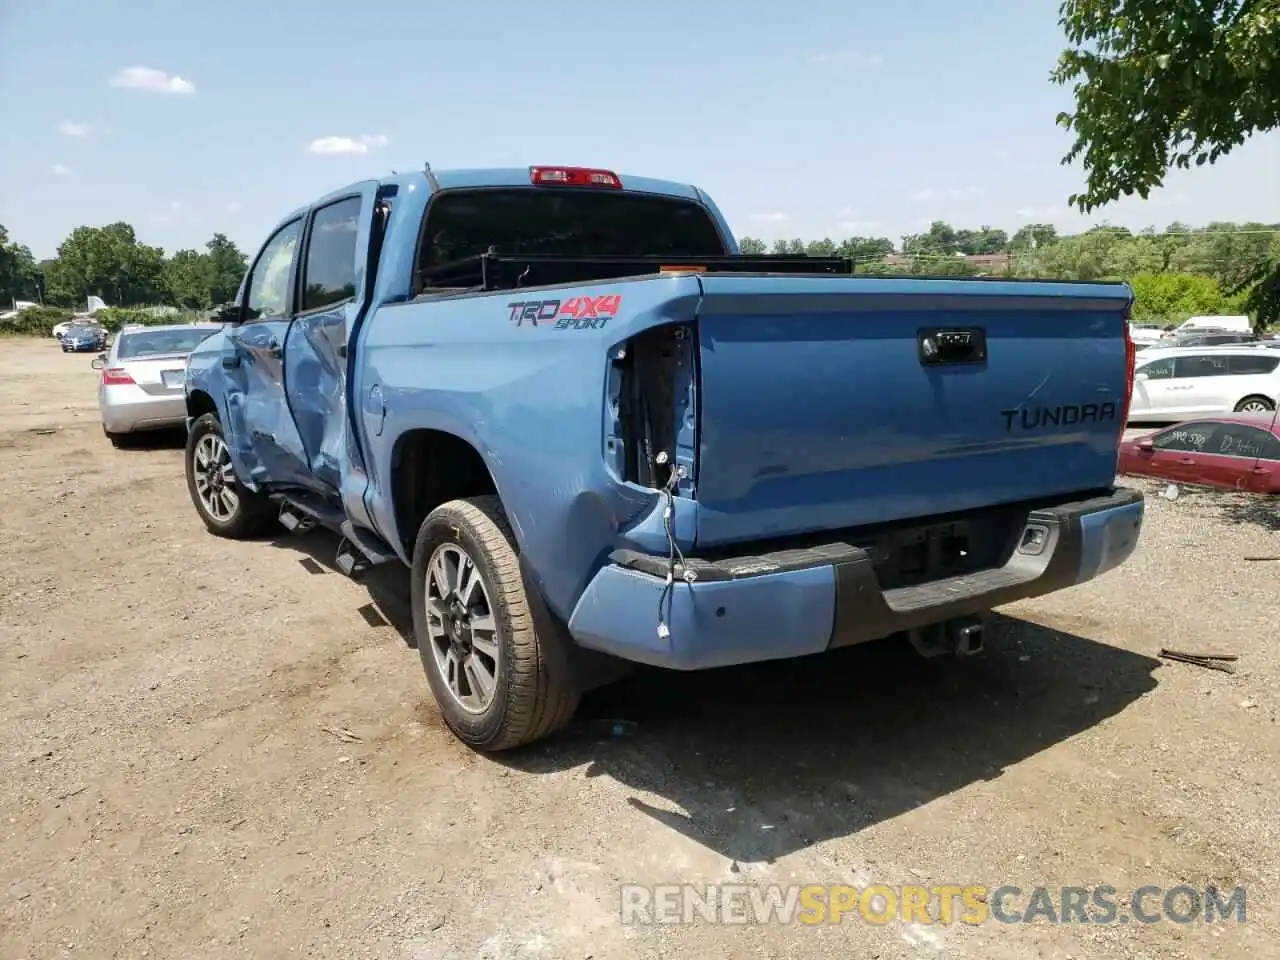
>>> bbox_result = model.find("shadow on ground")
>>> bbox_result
[504,614,1160,863]
[262,525,1161,863]
[267,526,416,647]
[110,426,188,451]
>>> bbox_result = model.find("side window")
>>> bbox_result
[1152,422,1219,452]
[1173,354,1229,378]
[1228,354,1280,375]
[245,220,303,321]
[301,197,362,313]
[1259,431,1280,462]
[1209,425,1276,459]
[1138,357,1175,379]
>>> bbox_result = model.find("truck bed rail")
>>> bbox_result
[414,252,853,294]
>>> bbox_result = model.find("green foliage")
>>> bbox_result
[92,306,203,332]
[1053,0,1280,213]
[0,304,73,336]
[0,225,41,306]
[1052,0,1280,330]
[1128,272,1244,324]
[7,222,249,316]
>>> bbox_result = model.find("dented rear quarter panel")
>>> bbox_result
[358,277,704,622]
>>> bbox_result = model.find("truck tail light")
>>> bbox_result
[102,367,134,386]
[529,166,621,188]
[1118,315,1136,471]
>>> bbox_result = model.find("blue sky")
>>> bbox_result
[2,0,1277,259]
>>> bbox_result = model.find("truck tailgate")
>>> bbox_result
[692,275,1133,547]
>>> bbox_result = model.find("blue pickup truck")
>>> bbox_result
[183,164,1144,751]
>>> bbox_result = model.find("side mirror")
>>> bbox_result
[213,302,242,325]
[1137,437,1155,452]
[91,355,105,370]
[1134,372,1149,382]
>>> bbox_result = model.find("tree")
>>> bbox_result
[165,250,214,309]
[43,222,167,307]
[1053,0,1280,326]
[1010,224,1059,251]
[737,237,766,255]
[0,225,40,306]
[206,233,248,305]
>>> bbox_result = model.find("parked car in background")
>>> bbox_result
[1166,330,1257,348]
[1128,322,1165,346]
[1128,346,1280,421]
[59,321,108,353]
[1119,414,1280,493]
[94,323,221,446]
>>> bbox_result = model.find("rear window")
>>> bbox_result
[416,188,727,274]
[117,328,216,359]
[1228,354,1280,375]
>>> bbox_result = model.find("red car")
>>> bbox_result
[1118,413,1280,493]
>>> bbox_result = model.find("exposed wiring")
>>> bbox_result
[654,452,694,641]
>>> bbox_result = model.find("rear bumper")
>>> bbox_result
[100,387,186,434]
[566,487,1144,670]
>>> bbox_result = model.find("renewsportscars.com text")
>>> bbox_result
[620,883,1247,926]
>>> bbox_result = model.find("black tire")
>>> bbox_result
[411,496,579,751]
[1234,395,1276,414]
[184,412,275,538]
[103,426,127,448]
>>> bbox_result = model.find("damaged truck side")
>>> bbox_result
[183,165,1144,751]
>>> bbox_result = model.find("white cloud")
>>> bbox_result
[306,133,390,155]
[1015,206,1065,220]
[749,212,790,223]
[224,201,242,213]
[810,50,885,67]
[58,121,105,138]
[110,66,196,95]
[50,164,74,176]
[991,147,1012,161]
[838,219,881,233]
[910,188,937,202]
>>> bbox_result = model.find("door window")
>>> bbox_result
[245,220,303,321]
[1152,422,1220,452]
[301,197,362,313]
[1172,354,1229,378]
[1137,357,1175,379]
[1209,424,1280,460]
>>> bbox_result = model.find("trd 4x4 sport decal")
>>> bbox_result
[506,294,623,330]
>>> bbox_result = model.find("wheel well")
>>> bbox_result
[391,429,498,553]
[187,389,217,421]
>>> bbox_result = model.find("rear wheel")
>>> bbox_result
[184,413,275,538]
[1235,395,1276,414]
[103,425,128,449]
[411,496,579,751]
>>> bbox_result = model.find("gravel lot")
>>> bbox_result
[1,336,1278,960]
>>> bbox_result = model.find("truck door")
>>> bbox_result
[221,217,316,489]
[282,184,379,497]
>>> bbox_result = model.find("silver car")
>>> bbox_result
[94,323,221,446]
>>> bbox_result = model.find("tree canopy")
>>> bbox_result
[1053,0,1280,324]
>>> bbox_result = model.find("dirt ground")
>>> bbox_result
[1,335,1278,960]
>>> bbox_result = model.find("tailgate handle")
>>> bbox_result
[919,328,987,366]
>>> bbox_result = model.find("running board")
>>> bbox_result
[271,493,397,580]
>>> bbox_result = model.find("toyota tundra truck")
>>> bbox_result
[182,164,1144,751]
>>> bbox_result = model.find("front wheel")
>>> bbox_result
[410,496,579,751]
[1234,395,1276,414]
[184,413,275,538]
